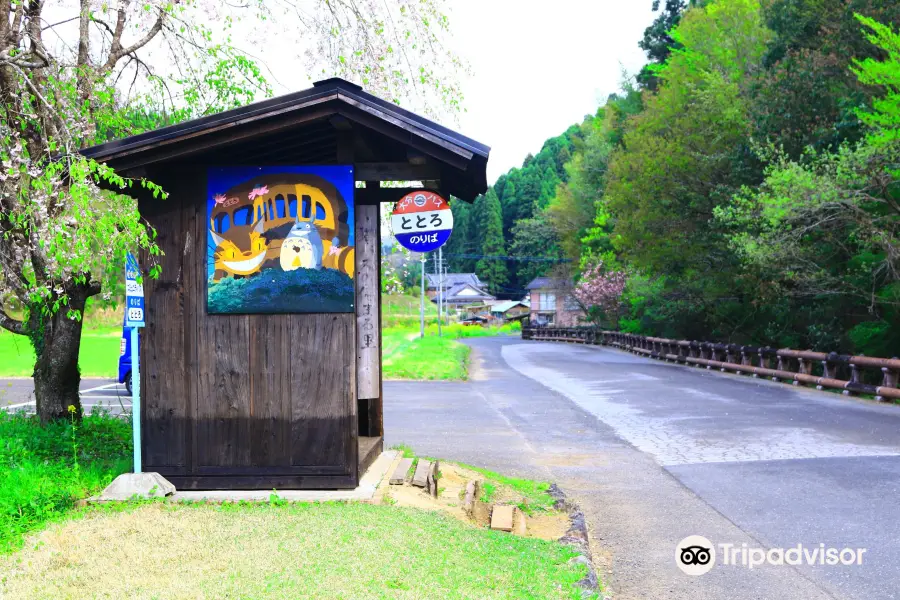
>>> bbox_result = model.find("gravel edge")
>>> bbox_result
[549,483,604,599]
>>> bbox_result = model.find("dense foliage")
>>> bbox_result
[480,0,899,355]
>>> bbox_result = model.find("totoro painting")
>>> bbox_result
[206,166,355,314]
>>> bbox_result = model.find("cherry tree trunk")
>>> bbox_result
[32,291,89,424]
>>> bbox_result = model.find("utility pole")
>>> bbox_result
[420,253,426,338]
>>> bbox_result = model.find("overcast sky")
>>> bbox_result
[256,2,657,184]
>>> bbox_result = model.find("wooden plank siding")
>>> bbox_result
[139,167,358,489]
[139,184,188,469]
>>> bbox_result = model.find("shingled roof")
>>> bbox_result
[525,277,573,290]
[425,273,484,290]
[80,77,490,201]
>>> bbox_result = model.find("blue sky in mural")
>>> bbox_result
[206,165,355,280]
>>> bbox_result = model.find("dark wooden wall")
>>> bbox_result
[138,166,357,490]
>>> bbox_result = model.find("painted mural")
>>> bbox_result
[206,166,355,314]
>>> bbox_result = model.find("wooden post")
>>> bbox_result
[355,195,382,436]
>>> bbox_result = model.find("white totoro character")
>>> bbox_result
[280,221,323,271]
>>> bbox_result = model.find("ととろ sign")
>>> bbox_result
[390,190,454,253]
[125,253,145,328]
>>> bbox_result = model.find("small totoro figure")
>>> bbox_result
[280,221,324,271]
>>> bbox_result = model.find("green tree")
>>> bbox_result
[751,0,900,158]
[474,189,509,293]
[715,15,900,353]
[509,216,565,288]
[444,198,476,273]
[606,0,771,276]
[853,14,900,150]
[637,0,691,89]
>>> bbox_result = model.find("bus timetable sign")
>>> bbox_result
[124,253,145,328]
[390,190,454,253]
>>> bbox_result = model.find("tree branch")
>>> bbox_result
[102,5,167,72]
[76,0,90,68]
[0,306,25,335]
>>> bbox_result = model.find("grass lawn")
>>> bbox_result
[1,416,592,599]
[0,501,590,599]
[0,327,121,378]
[383,329,471,380]
[382,322,521,381]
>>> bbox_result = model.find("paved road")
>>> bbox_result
[385,337,900,600]
[1,378,130,414]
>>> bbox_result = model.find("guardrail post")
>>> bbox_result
[776,353,792,382]
[712,344,726,372]
[796,356,811,386]
[844,360,861,396]
[878,359,899,402]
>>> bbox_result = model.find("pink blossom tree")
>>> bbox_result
[572,261,627,327]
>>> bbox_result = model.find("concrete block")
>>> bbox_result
[96,472,175,501]
[491,505,514,532]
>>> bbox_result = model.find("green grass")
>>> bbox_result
[388,443,416,458]
[0,410,132,553]
[381,321,520,381]
[382,329,471,380]
[0,501,592,599]
[0,327,121,378]
[424,321,522,339]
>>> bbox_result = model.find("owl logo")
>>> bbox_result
[280,221,324,271]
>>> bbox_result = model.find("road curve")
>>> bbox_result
[385,336,900,600]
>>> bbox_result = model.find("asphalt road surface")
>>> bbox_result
[1,378,130,414]
[385,337,900,600]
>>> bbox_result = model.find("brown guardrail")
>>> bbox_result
[521,327,900,402]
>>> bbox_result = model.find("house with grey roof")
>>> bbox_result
[432,281,496,308]
[424,273,485,299]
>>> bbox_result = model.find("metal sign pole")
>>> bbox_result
[437,246,443,337]
[420,254,426,339]
[131,325,141,473]
[124,252,146,474]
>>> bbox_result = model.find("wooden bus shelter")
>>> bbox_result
[81,78,490,490]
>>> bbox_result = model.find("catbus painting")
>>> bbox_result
[206,166,355,314]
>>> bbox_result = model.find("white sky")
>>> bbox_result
[43,1,655,184]
[447,2,655,181]
[257,1,656,184]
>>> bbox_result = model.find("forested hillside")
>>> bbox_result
[460,0,900,356]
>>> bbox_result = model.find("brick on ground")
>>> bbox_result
[491,505,515,532]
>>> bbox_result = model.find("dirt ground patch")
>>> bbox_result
[374,457,570,540]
